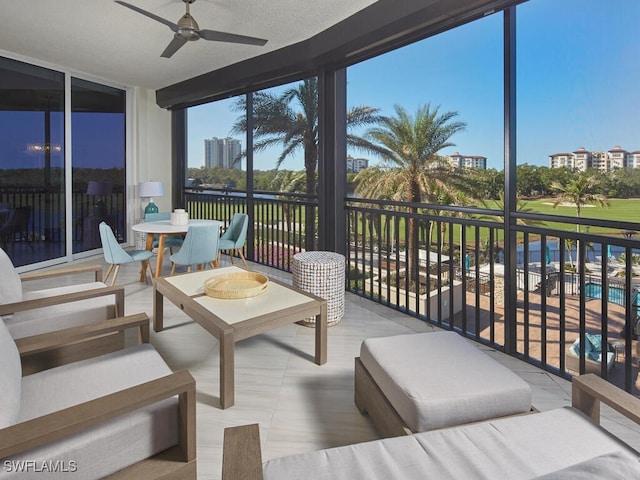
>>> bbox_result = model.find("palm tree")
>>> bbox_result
[354,104,468,283]
[551,173,608,268]
[231,78,381,248]
[551,174,609,232]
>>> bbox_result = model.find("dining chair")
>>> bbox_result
[99,222,154,285]
[144,211,184,254]
[170,224,220,275]
[218,212,249,268]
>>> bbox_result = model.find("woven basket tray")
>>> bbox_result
[204,271,269,299]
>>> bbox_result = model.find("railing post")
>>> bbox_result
[503,7,517,354]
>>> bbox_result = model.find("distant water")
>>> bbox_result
[518,240,626,266]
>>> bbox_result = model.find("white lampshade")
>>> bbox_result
[138,181,164,198]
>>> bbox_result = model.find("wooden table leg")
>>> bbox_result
[140,233,154,282]
[315,301,327,365]
[220,331,235,409]
[155,234,166,277]
[153,285,164,332]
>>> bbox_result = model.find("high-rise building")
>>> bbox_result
[204,137,242,169]
[447,152,487,170]
[346,155,369,172]
[549,146,640,172]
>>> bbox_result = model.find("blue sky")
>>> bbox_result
[186,0,639,171]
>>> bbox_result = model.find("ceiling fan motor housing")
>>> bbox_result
[177,13,200,40]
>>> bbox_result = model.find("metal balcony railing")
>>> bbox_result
[8,186,640,396]
[185,191,640,395]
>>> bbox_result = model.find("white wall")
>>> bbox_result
[129,87,173,229]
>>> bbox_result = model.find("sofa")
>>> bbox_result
[222,374,640,479]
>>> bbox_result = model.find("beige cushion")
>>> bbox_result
[0,317,21,428]
[1,345,178,479]
[21,282,107,301]
[360,331,532,431]
[6,283,115,339]
[533,451,640,479]
[263,408,637,479]
[0,247,22,304]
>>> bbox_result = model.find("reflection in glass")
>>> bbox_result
[71,77,126,253]
[0,57,65,266]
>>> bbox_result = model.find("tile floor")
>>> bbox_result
[24,254,640,479]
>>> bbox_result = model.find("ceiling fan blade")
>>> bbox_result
[198,29,268,46]
[161,36,188,58]
[114,1,178,32]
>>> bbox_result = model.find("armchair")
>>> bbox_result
[0,247,125,374]
[0,313,196,479]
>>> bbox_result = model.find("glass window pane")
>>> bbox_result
[250,80,318,194]
[348,14,503,199]
[71,77,126,252]
[517,0,640,231]
[0,57,65,266]
[187,97,245,191]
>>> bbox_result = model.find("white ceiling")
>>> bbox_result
[0,0,377,91]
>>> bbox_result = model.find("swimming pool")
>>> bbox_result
[584,283,637,306]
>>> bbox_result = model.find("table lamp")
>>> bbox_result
[86,181,113,217]
[139,181,164,215]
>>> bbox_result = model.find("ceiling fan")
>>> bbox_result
[115,0,268,58]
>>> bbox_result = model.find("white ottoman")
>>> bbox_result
[355,331,532,437]
[293,251,345,327]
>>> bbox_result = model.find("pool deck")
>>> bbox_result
[454,288,640,396]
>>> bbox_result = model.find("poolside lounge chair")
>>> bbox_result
[566,334,615,376]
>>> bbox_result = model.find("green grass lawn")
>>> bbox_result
[191,195,640,249]
[515,197,640,235]
[404,197,640,247]
[521,197,639,220]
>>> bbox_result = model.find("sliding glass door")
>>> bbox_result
[71,78,126,253]
[0,56,127,267]
[0,57,65,266]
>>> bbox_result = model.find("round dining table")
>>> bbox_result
[132,219,223,278]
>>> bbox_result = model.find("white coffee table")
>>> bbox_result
[153,266,327,408]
